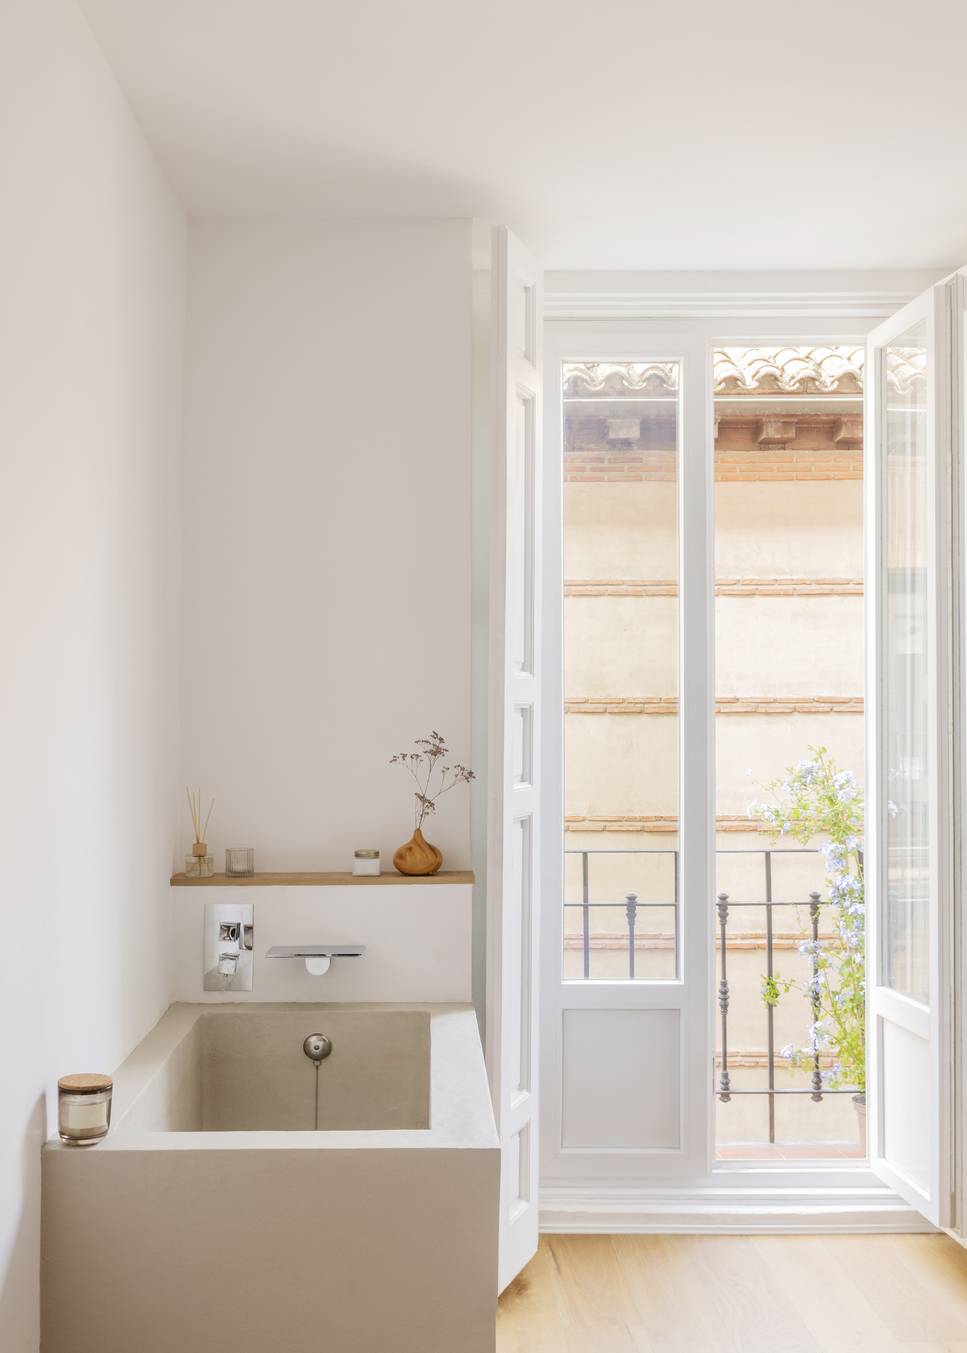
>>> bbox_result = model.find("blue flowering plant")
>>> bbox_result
[749,747,865,1095]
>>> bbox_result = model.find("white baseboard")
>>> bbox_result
[540,1179,936,1235]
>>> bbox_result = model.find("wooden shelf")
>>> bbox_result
[170,870,475,887]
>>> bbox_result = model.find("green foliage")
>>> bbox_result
[760,974,792,1008]
[748,746,865,1094]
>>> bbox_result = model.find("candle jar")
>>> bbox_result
[225,847,255,876]
[353,848,381,877]
[58,1074,113,1146]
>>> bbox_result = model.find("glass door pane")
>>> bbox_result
[711,345,867,1160]
[541,325,713,1188]
[882,322,930,1004]
[866,280,951,1228]
[561,361,681,981]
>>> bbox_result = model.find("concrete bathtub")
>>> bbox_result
[42,1003,499,1353]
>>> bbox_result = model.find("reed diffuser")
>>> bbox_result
[185,787,215,878]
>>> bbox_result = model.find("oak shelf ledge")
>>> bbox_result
[170,870,475,887]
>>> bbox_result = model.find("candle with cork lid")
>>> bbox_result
[58,1074,113,1145]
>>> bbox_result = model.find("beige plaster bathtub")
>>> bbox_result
[42,1002,499,1353]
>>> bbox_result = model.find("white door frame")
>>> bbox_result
[865,281,956,1228]
[538,313,938,1231]
[540,322,714,1189]
[486,226,544,1292]
[954,271,967,1242]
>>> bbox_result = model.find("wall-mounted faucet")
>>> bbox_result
[266,944,365,977]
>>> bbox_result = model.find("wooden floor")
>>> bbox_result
[497,1234,967,1352]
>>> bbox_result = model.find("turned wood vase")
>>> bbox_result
[393,827,443,876]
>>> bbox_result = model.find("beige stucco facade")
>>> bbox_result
[562,351,865,1151]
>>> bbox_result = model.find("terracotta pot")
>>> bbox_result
[393,827,443,876]
[852,1092,866,1149]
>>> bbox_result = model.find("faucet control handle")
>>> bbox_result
[204,903,254,993]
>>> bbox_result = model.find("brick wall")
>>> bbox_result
[565,578,863,597]
[563,414,863,483]
[564,695,864,716]
[564,446,863,483]
[565,813,768,834]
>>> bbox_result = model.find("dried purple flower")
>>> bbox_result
[390,732,476,829]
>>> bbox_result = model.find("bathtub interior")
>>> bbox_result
[119,1009,432,1133]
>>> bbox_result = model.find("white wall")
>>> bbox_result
[181,220,473,871]
[0,2,186,1348]
[168,883,472,1003]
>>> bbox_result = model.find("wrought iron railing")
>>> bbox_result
[564,847,679,980]
[715,847,857,1145]
[564,846,859,1144]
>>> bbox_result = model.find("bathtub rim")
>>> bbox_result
[43,1001,498,1154]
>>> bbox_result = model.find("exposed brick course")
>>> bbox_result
[564,448,863,484]
[564,577,863,598]
[565,695,863,716]
[564,936,836,958]
[563,414,864,482]
[565,813,772,834]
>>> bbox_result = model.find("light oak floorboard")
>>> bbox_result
[753,1234,901,1351]
[613,1235,818,1353]
[832,1235,967,1344]
[498,1236,571,1334]
[546,1235,642,1328]
[497,1235,967,1353]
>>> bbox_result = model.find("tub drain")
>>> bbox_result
[303,1033,332,1062]
[303,1034,332,1130]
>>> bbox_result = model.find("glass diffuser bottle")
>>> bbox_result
[186,841,214,878]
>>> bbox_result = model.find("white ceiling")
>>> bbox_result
[80,0,967,271]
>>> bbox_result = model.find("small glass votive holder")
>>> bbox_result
[225,847,255,876]
[58,1074,113,1146]
[184,852,214,878]
[353,848,381,877]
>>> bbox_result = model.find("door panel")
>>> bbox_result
[540,330,714,1186]
[866,282,954,1226]
[561,1008,681,1150]
[487,226,542,1292]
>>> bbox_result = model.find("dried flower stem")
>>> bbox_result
[390,732,475,830]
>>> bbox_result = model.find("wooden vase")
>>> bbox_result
[393,827,443,876]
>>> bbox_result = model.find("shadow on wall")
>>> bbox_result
[0,1095,45,1353]
[161,94,495,215]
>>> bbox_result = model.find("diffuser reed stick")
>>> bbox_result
[185,787,215,877]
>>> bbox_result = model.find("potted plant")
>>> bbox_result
[749,747,866,1137]
[390,732,474,875]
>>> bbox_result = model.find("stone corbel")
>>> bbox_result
[755,417,797,446]
[832,415,863,447]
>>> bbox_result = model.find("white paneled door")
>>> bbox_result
[535,291,964,1232]
[539,326,715,1192]
[486,226,543,1292]
[493,276,965,1244]
[865,280,956,1227]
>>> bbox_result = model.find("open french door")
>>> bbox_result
[538,326,714,1195]
[866,278,956,1228]
[485,256,963,1267]
[486,226,543,1292]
